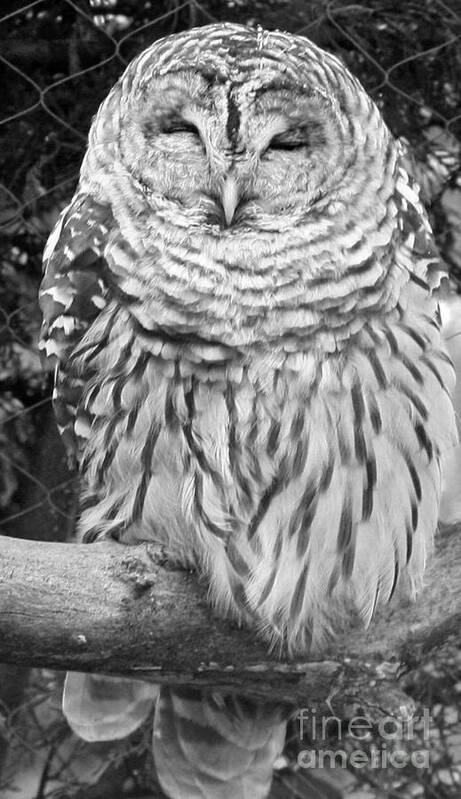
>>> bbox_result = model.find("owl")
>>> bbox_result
[39,23,458,799]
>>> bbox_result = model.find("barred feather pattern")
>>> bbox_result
[40,24,457,655]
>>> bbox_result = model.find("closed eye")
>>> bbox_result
[269,136,306,151]
[163,121,200,135]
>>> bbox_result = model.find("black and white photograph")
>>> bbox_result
[0,1,460,797]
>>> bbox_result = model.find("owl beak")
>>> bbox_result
[221,175,239,226]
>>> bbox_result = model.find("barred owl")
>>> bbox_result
[39,23,458,799]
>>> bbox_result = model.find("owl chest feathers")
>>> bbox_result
[74,285,456,650]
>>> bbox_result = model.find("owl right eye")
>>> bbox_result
[162,121,200,136]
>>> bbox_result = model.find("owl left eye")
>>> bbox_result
[269,137,306,151]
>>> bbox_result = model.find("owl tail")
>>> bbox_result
[153,686,288,799]
[62,672,158,742]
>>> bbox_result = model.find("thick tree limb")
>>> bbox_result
[0,526,460,717]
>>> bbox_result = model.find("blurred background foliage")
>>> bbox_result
[0,1,460,797]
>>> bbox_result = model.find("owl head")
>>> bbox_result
[84,24,394,237]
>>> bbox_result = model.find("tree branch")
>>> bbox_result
[0,526,460,717]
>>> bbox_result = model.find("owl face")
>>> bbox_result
[80,24,401,347]
[107,24,388,237]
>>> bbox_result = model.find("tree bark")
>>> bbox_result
[0,525,460,717]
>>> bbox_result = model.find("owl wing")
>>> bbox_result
[41,195,166,746]
[39,193,113,461]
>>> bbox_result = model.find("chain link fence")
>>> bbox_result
[0,1,461,796]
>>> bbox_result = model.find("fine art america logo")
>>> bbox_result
[297,707,431,769]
